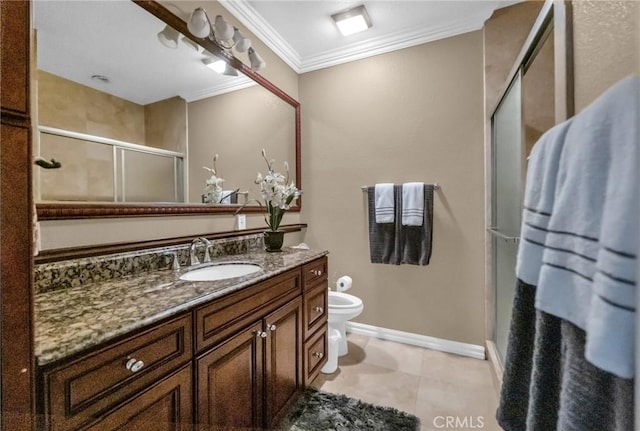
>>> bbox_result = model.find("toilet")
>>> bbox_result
[328,290,363,356]
[322,276,363,374]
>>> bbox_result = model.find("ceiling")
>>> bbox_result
[33,0,255,105]
[220,0,520,73]
[33,0,517,105]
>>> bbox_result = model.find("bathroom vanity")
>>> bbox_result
[35,247,328,430]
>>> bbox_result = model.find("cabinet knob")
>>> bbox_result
[267,324,277,331]
[312,352,324,359]
[313,306,324,314]
[125,358,145,373]
[255,330,268,338]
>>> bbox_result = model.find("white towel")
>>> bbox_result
[518,76,639,378]
[402,182,424,226]
[374,183,395,223]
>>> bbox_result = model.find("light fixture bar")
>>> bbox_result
[331,5,372,36]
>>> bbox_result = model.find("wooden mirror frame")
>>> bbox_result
[36,0,301,220]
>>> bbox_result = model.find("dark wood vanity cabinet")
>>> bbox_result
[38,257,328,431]
[301,258,329,385]
[83,365,193,431]
[193,267,306,429]
[39,315,193,431]
[195,298,303,430]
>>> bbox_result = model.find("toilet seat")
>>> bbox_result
[328,291,362,309]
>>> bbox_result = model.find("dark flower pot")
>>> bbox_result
[264,230,284,252]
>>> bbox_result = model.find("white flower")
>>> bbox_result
[203,154,225,203]
[253,149,301,231]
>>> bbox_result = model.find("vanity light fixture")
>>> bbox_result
[331,4,372,36]
[180,36,203,52]
[157,24,180,48]
[248,47,266,72]
[187,7,265,72]
[232,28,251,53]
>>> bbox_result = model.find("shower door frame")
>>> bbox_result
[485,0,574,375]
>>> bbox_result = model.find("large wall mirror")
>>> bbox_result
[34,0,300,220]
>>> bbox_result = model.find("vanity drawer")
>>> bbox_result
[304,326,328,386]
[195,268,301,352]
[303,281,328,340]
[302,256,328,290]
[42,314,192,431]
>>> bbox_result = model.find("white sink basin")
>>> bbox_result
[179,263,262,282]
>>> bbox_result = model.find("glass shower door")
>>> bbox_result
[491,72,523,363]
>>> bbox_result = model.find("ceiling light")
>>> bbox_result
[202,57,239,77]
[157,25,180,49]
[331,5,372,36]
[203,58,226,74]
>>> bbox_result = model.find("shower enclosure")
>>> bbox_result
[489,1,573,364]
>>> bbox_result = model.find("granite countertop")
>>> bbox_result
[34,247,328,367]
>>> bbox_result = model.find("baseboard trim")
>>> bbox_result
[485,340,504,392]
[345,322,486,360]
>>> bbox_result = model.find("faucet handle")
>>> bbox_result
[164,252,181,271]
[199,237,212,263]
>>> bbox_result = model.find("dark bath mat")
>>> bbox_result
[281,388,420,431]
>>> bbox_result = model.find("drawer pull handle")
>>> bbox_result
[313,306,324,314]
[313,269,322,276]
[267,324,277,331]
[312,352,324,359]
[256,330,268,338]
[125,358,145,373]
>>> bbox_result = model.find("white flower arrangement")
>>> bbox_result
[255,149,301,232]
[203,154,224,204]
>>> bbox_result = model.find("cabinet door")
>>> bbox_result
[84,365,192,431]
[264,298,303,427]
[195,322,264,430]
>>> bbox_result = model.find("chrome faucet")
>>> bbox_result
[190,237,212,266]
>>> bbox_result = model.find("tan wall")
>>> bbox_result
[39,212,304,250]
[145,96,187,153]
[38,70,146,144]
[572,0,640,112]
[37,71,146,201]
[483,2,544,114]
[188,85,296,203]
[300,31,486,346]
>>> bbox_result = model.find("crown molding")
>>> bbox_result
[298,14,489,73]
[218,0,492,74]
[218,0,302,72]
[181,76,257,102]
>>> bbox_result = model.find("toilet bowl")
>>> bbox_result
[327,291,363,357]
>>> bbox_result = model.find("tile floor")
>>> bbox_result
[311,333,501,431]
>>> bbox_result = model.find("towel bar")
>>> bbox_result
[361,183,440,191]
[487,228,520,244]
